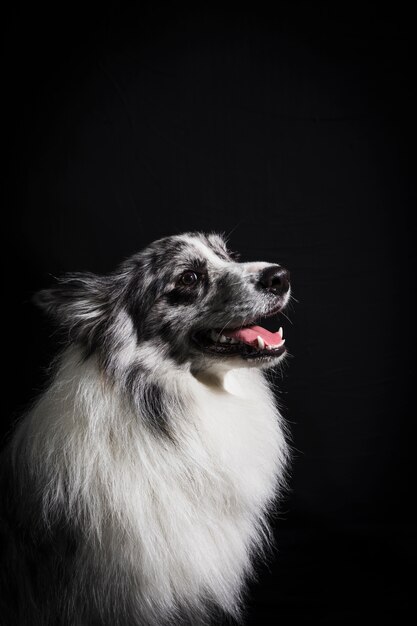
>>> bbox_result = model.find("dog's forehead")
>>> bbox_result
[177,233,230,267]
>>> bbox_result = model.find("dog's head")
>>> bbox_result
[36,233,290,374]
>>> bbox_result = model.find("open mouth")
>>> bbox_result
[193,313,286,360]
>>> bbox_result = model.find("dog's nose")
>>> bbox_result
[258,266,290,296]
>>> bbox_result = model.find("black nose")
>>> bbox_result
[258,265,290,296]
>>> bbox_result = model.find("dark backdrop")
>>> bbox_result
[4,3,416,624]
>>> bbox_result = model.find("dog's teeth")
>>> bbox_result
[229,337,238,344]
[266,345,272,350]
[279,327,283,338]
[257,336,265,350]
[219,335,228,343]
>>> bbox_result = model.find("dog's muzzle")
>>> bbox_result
[193,265,290,361]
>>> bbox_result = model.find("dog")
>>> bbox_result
[1,232,291,625]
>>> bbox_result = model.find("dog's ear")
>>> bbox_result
[33,273,113,341]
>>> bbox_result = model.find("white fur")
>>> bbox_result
[11,346,288,623]
[6,232,292,624]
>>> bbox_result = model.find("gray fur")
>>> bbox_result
[1,232,291,625]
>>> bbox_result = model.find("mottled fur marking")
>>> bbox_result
[1,232,291,625]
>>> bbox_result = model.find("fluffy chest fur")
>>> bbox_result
[12,348,287,624]
[3,232,292,626]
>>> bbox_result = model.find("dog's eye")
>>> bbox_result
[179,271,199,286]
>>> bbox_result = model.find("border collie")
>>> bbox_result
[1,232,291,625]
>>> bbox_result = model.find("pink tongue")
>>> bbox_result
[223,325,282,347]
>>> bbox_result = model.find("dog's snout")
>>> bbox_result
[258,266,290,296]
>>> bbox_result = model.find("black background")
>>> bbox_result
[4,3,416,624]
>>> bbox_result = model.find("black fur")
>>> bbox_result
[1,232,290,626]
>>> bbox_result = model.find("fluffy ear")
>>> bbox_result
[33,273,112,342]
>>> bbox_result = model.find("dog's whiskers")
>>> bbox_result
[4,231,292,626]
